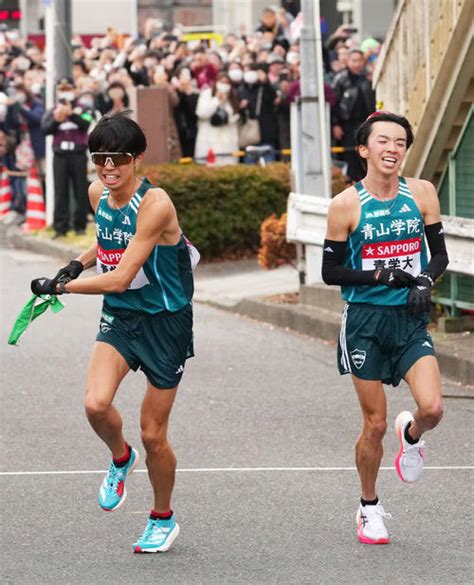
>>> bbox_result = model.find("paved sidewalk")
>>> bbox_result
[2,223,472,387]
[194,258,299,306]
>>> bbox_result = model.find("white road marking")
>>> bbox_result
[0,466,472,477]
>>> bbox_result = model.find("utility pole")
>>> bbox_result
[44,0,72,226]
[19,0,28,38]
[290,0,331,283]
[298,0,330,197]
[53,0,72,80]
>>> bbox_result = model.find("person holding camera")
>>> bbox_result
[172,67,199,158]
[194,72,240,166]
[238,63,278,163]
[331,49,375,183]
[41,77,93,238]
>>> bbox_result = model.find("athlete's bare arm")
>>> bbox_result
[325,186,360,241]
[70,180,103,270]
[65,188,176,294]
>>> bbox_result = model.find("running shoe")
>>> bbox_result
[98,447,139,511]
[394,411,425,483]
[356,503,391,544]
[133,515,180,553]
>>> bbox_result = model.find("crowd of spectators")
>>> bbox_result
[0,6,381,231]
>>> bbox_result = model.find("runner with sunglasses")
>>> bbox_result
[322,112,449,544]
[31,111,198,553]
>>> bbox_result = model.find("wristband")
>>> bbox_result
[419,272,434,286]
[57,281,70,294]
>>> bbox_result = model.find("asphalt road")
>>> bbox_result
[1,247,472,585]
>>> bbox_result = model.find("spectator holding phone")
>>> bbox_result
[172,67,199,157]
[331,49,375,182]
[41,77,93,237]
[195,71,240,165]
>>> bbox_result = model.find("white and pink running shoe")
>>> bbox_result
[356,503,391,545]
[394,411,425,483]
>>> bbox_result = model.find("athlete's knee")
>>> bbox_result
[419,399,444,427]
[140,424,168,454]
[84,395,112,420]
[363,417,387,442]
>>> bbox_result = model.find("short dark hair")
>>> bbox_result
[355,111,414,149]
[88,111,146,155]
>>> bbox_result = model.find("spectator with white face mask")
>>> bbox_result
[194,72,240,165]
[227,62,244,87]
[238,63,278,160]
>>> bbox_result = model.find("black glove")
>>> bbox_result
[31,277,61,296]
[407,273,434,315]
[54,260,83,284]
[375,268,416,288]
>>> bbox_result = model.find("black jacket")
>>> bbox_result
[238,82,278,148]
[332,69,375,127]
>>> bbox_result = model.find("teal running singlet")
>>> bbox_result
[95,178,193,314]
[342,177,428,306]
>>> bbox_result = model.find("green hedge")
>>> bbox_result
[141,163,291,259]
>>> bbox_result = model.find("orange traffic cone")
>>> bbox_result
[206,148,216,166]
[0,166,13,218]
[22,167,46,232]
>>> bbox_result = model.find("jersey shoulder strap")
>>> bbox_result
[398,176,414,199]
[99,186,109,200]
[129,177,155,216]
[354,181,365,195]
[353,181,371,205]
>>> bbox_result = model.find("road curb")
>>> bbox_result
[205,297,473,388]
[1,224,81,261]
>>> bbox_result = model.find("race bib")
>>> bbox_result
[96,245,149,290]
[362,236,422,276]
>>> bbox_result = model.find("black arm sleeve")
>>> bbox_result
[423,222,449,280]
[321,239,376,286]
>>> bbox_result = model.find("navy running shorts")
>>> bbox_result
[96,302,194,389]
[337,302,436,387]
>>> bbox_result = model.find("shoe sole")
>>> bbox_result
[100,449,140,512]
[134,523,180,553]
[394,411,417,483]
[356,511,390,545]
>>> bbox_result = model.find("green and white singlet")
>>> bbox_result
[95,178,193,314]
[342,177,428,306]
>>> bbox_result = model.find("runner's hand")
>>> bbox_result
[54,260,83,284]
[407,273,434,315]
[375,268,416,288]
[31,277,60,296]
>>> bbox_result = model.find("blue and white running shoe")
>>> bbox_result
[133,515,180,553]
[98,447,139,512]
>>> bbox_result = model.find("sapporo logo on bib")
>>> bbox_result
[362,236,422,276]
[96,244,149,290]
